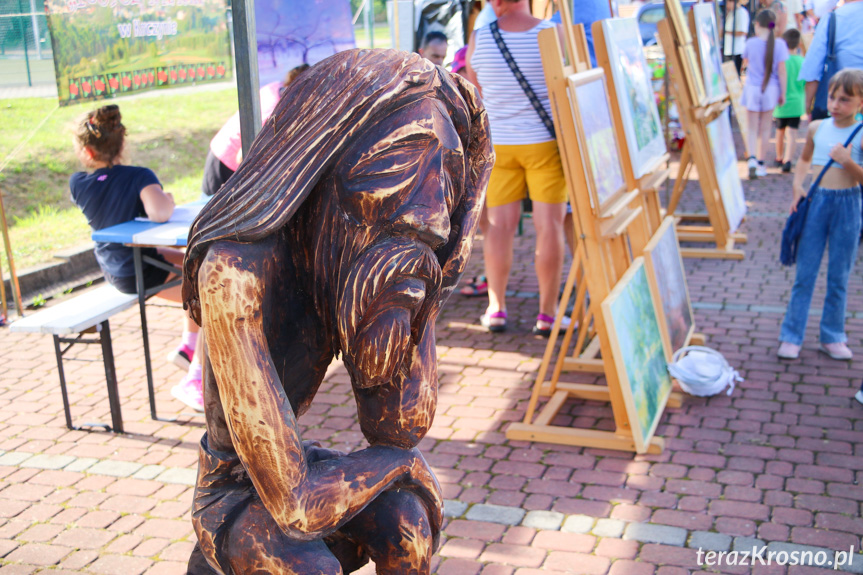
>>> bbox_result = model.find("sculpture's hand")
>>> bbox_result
[302,441,345,464]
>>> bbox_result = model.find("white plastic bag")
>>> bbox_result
[667,346,741,397]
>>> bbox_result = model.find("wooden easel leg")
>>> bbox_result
[523,248,584,423]
[666,142,691,215]
[507,423,665,454]
[0,260,7,321]
[551,280,591,384]
[0,187,23,318]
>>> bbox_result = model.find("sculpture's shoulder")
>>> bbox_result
[198,235,281,283]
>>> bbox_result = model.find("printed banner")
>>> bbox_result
[255,0,355,88]
[45,0,232,105]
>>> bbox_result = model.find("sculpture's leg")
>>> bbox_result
[225,499,345,575]
[339,489,434,575]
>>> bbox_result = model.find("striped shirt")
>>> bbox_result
[471,20,556,146]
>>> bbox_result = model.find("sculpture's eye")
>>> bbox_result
[348,133,432,182]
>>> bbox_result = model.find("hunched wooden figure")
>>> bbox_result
[181,50,493,574]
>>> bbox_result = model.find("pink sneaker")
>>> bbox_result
[167,344,194,370]
[820,342,853,360]
[777,342,800,359]
[171,374,204,412]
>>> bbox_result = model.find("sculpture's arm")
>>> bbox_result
[199,240,437,541]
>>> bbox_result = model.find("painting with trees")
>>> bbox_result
[45,0,232,104]
[256,0,355,87]
[601,259,673,453]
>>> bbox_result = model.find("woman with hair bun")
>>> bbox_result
[71,104,204,412]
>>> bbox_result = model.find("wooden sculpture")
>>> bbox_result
[181,49,493,575]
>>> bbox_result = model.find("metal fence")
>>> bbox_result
[0,0,55,88]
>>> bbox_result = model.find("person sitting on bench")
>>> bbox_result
[70,104,204,412]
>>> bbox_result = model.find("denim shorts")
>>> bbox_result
[105,253,171,295]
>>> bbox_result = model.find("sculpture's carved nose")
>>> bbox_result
[393,204,450,250]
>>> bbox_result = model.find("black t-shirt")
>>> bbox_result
[70,165,161,278]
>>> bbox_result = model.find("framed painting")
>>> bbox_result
[643,218,694,358]
[601,18,667,179]
[567,68,628,216]
[691,3,728,100]
[666,0,692,45]
[680,45,707,105]
[706,110,747,232]
[601,258,673,453]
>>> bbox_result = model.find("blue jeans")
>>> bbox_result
[780,186,862,345]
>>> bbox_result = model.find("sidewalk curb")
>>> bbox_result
[3,243,101,305]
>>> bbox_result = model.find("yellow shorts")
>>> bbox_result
[486,140,568,208]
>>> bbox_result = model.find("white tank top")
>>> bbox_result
[471,20,556,146]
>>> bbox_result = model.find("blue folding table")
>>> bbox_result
[92,200,207,421]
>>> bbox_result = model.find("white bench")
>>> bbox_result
[11,284,139,433]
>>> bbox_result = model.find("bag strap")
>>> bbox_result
[810,121,863,192]
[826,12,836,61]
[489,21,556,139]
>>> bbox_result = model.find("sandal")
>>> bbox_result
[460,275,488,297]
[480,310,507,332]
[532,313,572,337]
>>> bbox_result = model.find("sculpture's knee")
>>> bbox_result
[359,416,428,449]
[342,489,433,574]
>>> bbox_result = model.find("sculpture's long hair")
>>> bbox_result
[183,49,493,326]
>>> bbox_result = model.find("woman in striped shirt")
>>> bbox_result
[464,0,569,336]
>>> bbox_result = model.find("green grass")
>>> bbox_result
[353,24,393,49]
[0,84,239,276]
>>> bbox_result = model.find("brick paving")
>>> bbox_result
[2,135,863,573]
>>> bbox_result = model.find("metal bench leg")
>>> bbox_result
[134,247,159,421]
[53,334,75,430]
[98,321,124,434]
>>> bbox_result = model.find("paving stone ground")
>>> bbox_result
[2,126,863,574]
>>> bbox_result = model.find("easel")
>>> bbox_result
[658,6,745,260]
[593,19,671,234]
[0,187,24,320]
[505,8,681,455]
[721,61,750,159]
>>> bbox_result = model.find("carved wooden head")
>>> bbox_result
[184,49,493,405]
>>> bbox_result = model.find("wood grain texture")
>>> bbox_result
[182,49,493,575]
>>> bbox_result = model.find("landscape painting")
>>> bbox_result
[692,3,727,100]
[644,218,694,356]
[602,259,673,453]
[256,0,355,87]
[602,18,666,179]
[569,70,627,212]
[707,110,747,232]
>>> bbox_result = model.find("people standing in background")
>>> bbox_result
[760,0,789,35]
[742,9,789,178]
[800,1,817,33]
[783,0,805,30]
[774,29,807,172]
[724,1,751,75]
[70,105,205,411]
[465,0,569,336]
[418,31,449,66]
[799,0,863,115]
